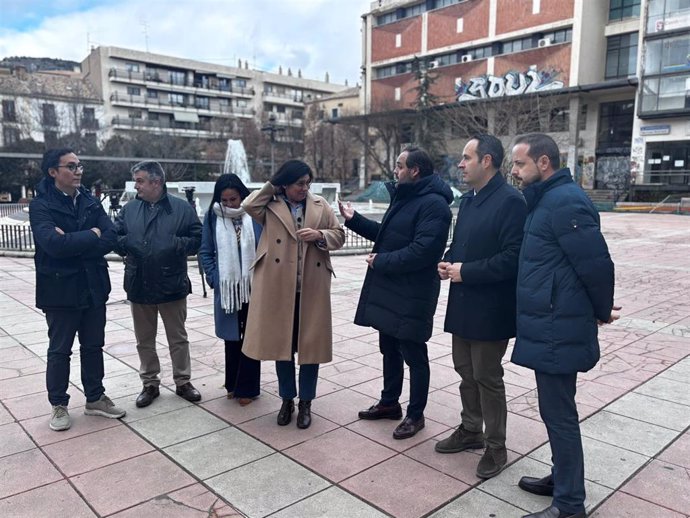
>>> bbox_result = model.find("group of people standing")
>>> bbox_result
[30,131,616,518]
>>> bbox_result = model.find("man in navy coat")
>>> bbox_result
[436,134,526,479]
[510,133,619,518]
[339,147,453,440]
[30,148,126,431]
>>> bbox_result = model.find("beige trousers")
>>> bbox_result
[131,298,191,387]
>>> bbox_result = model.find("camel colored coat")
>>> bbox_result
[241,182,345,364]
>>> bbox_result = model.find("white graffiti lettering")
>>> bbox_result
[455,65,564,102]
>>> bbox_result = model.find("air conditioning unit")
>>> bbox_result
[537,37,552,48]
[428,60,439,69]
[461,54,473,63]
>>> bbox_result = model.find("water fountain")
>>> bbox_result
[223,139,252,184]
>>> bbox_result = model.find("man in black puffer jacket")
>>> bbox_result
[510,133,619,518]
[30,148,125,432]
[339,146,453,440]
[114,161,202,408]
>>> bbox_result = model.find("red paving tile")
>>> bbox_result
[657,432,690,469]
[620,459,690,515]
[70,451,196,516]
[285,427,396,482]
[43,424,154,476]
[341,454,469,518]
[0,480,96,517]
[591,491,685,518]
[0,449,63,499]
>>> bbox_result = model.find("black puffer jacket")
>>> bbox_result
[29,177,115,310]
[346,175,453,343]
[114,189,202,304]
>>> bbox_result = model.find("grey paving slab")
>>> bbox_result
[476,455,612,515]
[115,389,193,423]
[580,410,679,457]
[529,436,649,490]
[636,376,690,406]
[657,357,690,382]
[428,488,526,518]
[269,486,387,518]
[605,392,690,432]
[128,404,228,448]
[206,453,330,518]
[164,427,274,479]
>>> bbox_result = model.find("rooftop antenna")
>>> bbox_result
[141,19,150,52]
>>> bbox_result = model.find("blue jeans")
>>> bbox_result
[536,371,586,515]
[276,360,319,400]
[379,333,430,420]
[45,305,106,406]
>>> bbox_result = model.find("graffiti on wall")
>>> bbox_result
[455,65,564,102]
[596,156,631,200]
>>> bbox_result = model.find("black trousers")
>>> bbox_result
[45,305,106,406]
[379,333,430,420]
[225,303,260,398]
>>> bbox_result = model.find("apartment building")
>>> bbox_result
[360,0,690,197]
[80,46,349,145]
[0,67,103,149]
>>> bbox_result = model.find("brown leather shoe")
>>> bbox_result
[237,397,253,406]
[393,415,425,440]
[358,402,403,420]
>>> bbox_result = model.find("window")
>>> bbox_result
[127,86,141,96]
[148,112,159,121]
[605,32,638,79]
[548,107,570,132]
[169,93,185,106]
[218,78,230,91]
[235,79,247,89]
[395,87,401,101]
[3,127,20,146]
[597,100,634,150]
[219,98,229,106]
[2,100,16,122]
[644,35,690,75]
[170,70,186,86]
[195,96,210,109]
[125,62,140,72]
[128,110,143,119]
[236,99,248,107]
[42,104,57,126]
[147,90,158,99]
[609,0,641,21]
[331,108,339,118]
[640,73,690,114]
[579,104,588,130]
[647,0,690,33]
[44,130,58,147]
[81,107,98,130]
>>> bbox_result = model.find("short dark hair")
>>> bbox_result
[131,161,166,184]
[208,173,251,213]
[403,146,434,177]
[41,148,75,176]
[513,133,561,170]
[471,134,504,170]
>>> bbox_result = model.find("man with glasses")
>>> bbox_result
[30,148,126,431]
[114,161,202,408]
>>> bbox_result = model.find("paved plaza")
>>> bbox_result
[0,212,689,518]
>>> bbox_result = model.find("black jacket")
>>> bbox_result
[346,174,453,343]
[511,169,615,374]
[443,173,526,341]
[29,177,115,310]
[114,189,202,304]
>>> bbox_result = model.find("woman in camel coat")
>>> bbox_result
[242,159,344,429]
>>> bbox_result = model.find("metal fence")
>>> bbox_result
[0,216,457,254]
[0,203,29,218]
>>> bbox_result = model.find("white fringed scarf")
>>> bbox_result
[212,203,256,313]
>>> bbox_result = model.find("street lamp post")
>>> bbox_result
[261,113,285,175]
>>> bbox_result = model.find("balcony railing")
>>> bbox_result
[111,115,216,133]
[108,68,255,96]
[110,92,254,116]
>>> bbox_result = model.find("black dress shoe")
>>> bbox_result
[522,505,585,518]
[277,399,294,426]
[135,385,160,408]
[358,402,403,420]
[176,382,201,402]
[518,474,554,496]
[393,415,425,440]
[297,400,312,429]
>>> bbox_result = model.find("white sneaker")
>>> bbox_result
[84,394,126,419]
[50,405,71,431]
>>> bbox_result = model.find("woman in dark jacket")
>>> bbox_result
[199,174,262,405]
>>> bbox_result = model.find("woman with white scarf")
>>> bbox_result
[199,174,262,405]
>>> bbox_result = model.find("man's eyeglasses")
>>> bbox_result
[57,163,84,172]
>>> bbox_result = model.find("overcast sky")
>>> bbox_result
[0,0,372,85]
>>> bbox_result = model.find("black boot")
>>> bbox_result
[277,399,294,426]
[297,400,312,429]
